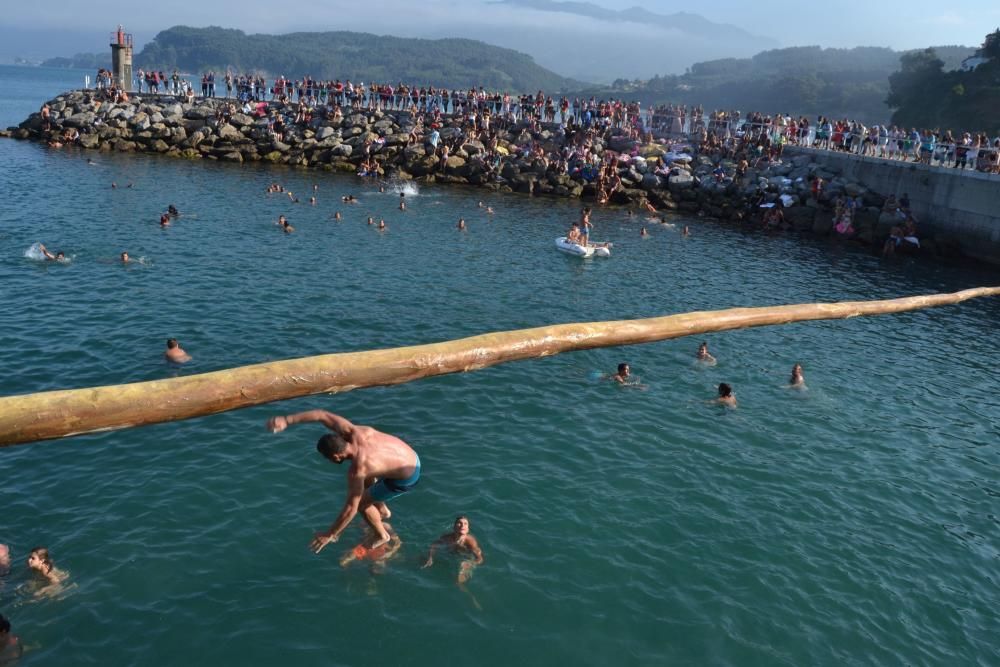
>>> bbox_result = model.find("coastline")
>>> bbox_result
[3,89,988,265]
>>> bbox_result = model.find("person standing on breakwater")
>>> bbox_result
[164,338,191,364]
[422,515,484,584]
[266,410,421,552]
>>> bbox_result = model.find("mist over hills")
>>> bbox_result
[134,26,582,92]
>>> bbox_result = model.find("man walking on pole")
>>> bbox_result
[266,410,420,552]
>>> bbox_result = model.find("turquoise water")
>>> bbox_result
[1,65,999,666]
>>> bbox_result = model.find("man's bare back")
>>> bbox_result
[266,410,420,553]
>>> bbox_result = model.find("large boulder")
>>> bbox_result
[444,155,466,172]
[667,171,695,192]
[331,143,353,158]
[317,126,337,141]
[63,112,95,128]
[217,123,243,141]
[784,206,816,231]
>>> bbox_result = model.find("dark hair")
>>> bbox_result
[617,363,628,373]
[317,433,348,459]
[0,613,9,634]
[166,338,178,349]
[718,383,733,397]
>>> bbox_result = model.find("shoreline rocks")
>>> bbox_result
[5,89,965,263]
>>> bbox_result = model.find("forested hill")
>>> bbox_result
[566,45,976,124]
[135,26,584,92]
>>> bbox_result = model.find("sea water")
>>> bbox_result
[0,65,998,666]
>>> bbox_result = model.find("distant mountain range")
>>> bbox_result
[134,26,583,92]
[478,0,779,81]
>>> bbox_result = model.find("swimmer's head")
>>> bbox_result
[317,434,349,462]
[28,547,53,574]
[454,516,470,534]
[0,613,9,636]
[166,338,179,350]
[718,383,733,398]
[55,251,65,260]
[121,252,129,262]
[617,363,630,376]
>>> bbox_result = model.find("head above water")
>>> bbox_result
[718,383,733,398]
[166,338,179,349]
[454,515,470,533]
[28,546,53,573]
[617,363,630,376]
[316,433,349,461]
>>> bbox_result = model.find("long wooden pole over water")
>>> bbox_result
[2,287,998,447]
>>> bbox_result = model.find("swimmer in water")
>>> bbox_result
[0,543,10,577]
[338,523,402,569]
[789,363,805,388]
[715,383,737,407]
[399,200,406,211]
[165,338,192,364]
[333,211,342,220]
[422,515,484,585]
[367,216,374,225]
[0,614,22,664]
[342,195,357,203]
[378,219,386,231]
[277,215,288,226]
[486,206,494,215]
[38,244,65,261]
[313,183,319,192]
[309,196,316,205]
[696,342,717,365]
[457,218,466,230]
[282,219,295,233]
[111,182,117,189]
[120,251,131,264]
[640,227,650,237]
[27,546,68,592]
[167,205,179,217]
[682,225,690,237]
[160,214,171,227]
[477,201,484,208]
[609,362,631,384]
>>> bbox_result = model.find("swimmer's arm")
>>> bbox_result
[422,534,448,567]
[466,536,484,565]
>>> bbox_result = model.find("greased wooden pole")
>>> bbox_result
[2,287,998,447]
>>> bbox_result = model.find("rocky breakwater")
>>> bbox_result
[4,91,965,260]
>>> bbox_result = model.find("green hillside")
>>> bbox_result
[566,45,976,124]
[135,26,584,93]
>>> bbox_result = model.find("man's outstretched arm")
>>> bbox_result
[266,410,354,435]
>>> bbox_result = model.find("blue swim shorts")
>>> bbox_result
[369,454,421,503]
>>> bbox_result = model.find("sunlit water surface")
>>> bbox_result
[1,65,998,666]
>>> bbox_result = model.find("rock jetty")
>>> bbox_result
[4,90,962,260]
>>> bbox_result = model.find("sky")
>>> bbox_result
[0,0,996,64]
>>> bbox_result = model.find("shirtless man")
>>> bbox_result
[716,383,737,407]
[565,222,582,245]
[0,614,22,664]
[266,410,420,552]
[38,244,65,261]
[696,342,717,365]
[609,362,631,384]
[422,515,484,584]
[120,251,131,264]
[789,363,805,387]
[164,338,192,363]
